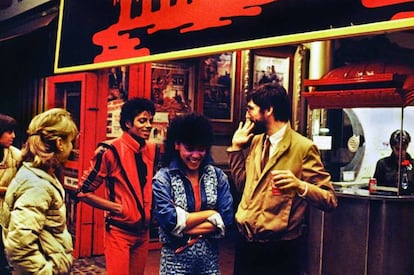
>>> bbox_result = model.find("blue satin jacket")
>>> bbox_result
[152,158,233,247]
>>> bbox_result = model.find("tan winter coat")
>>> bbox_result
[1,162,73,274]
[0,146,21,206]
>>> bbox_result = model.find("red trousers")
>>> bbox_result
[104,227,149,275]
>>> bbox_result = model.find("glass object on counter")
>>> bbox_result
[401,168,409,190]
[368,178,377,194]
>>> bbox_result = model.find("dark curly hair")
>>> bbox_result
[120,97,155,132]
[246,82,291,122]
[161,112,214,167]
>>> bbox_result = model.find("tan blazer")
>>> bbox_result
[228,124,337,242]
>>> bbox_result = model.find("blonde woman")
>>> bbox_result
[0,108,78,274]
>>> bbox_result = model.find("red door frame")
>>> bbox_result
[46,72,107,258]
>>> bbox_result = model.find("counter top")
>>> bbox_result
[332,180,414,200]
[308,181,414,275]
[336,189,414,201]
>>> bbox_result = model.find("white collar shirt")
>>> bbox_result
[266,123,287,158]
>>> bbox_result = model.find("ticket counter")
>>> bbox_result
[302,59,414,274]
[306,191,414,275]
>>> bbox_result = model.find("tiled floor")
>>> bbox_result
[72,229,236,274]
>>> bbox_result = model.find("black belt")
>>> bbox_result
[105,217,144,234]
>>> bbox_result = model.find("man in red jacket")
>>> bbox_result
[77,97,157,275]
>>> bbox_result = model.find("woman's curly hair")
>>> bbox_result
[161,112,214,167]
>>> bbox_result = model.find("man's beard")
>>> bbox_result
[252,120,266,135]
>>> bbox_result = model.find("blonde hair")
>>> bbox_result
[22,108,78,170]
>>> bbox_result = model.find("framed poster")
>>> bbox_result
[253,55,290,91]
[106,100,124,138]
[150,62,194,144]
[106,66,129,138]
[108,66,128,101]
[201,52,235,122]
[151,62,193,113]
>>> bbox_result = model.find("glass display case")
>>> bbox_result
[303,60,414,196]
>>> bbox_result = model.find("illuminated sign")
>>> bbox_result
[55,0,414,73]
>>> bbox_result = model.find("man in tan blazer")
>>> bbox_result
[227,83,337,275]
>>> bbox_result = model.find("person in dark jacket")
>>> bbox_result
[374,129,413,192]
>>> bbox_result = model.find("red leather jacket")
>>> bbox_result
[80,132,156,228]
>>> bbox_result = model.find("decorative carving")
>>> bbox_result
[292,44,307,132]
